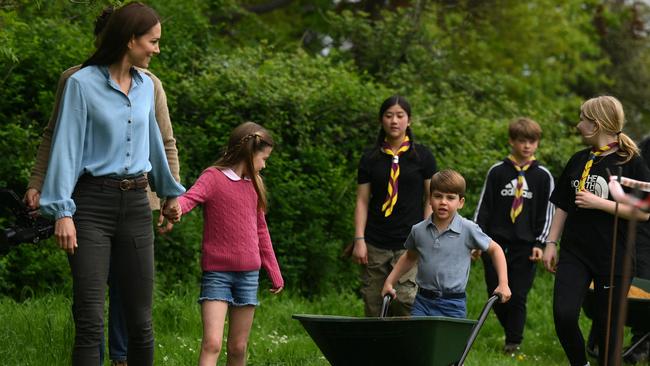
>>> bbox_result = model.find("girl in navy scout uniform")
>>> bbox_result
[542,96,650,366]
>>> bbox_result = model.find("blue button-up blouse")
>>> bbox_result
[40,65,185,219]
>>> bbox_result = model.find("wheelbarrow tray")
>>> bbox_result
[292,314,476,366]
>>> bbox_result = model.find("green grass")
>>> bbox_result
[0,261,646,365]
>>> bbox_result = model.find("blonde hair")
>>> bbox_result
[509,117,542,141]
[214,122,274,211]
[430,169,466,198]
[580,96,638,163]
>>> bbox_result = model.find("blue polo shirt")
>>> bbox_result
[40,65,185,219]
[405,213,491,293]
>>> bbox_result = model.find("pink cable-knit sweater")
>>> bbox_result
[178,167,284,289]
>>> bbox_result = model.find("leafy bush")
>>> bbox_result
[0,0,620,299]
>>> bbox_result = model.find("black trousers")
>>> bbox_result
[553,249,627,366]
[69,179,154,366]
[482,242,536,345]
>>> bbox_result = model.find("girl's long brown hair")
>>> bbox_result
[214,122,274,211]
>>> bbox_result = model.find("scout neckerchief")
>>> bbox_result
[577,142,619,192]
[381,135,411,217]
[508,155,536,223]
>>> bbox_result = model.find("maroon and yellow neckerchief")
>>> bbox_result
[381,135,411,217]
[508,155,536,223]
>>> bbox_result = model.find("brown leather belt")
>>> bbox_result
[79,174,148,191]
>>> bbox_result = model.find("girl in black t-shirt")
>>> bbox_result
[351,95,437,316]
[542,96,650,366]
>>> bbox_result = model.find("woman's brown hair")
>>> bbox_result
[82,2,160,67]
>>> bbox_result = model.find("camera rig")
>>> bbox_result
[0,189,54,252]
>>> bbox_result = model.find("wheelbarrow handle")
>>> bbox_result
[380,294,392,318]
[453,294,501,366]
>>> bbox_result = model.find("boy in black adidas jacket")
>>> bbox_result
[473,117,555,354]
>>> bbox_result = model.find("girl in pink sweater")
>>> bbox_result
[172,122,283,366]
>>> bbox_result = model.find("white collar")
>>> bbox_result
[220,168,251,181]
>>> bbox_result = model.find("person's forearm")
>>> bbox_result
[423,179,432,219]
[488,244,508,286]
[598,199,650,221]
[354,202,368,238]
[354,184,370,238]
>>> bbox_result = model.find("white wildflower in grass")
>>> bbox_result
[266,330,290,346]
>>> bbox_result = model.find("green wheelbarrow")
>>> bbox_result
[293,294,500,366]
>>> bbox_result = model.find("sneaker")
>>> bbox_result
[111,361,127,366]
[503,343,521,355]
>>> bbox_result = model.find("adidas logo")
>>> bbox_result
[501,180,533,199]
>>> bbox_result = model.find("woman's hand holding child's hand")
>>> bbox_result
[156,211,174,234]
[162,198,182,223]
[471,249,482,261]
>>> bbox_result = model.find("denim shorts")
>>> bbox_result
[199,270,260,306]
[411,293,467,318]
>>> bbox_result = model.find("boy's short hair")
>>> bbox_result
[508,117,542,141]
[430,169,466,198]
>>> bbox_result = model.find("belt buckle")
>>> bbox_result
[119,179,133,191]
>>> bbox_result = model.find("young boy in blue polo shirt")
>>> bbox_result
[382,169,511,318]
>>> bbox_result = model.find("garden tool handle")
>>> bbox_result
[453,294,500,366]
[380,294,392,318]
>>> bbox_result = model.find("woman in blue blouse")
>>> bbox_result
[39,3,184,365]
